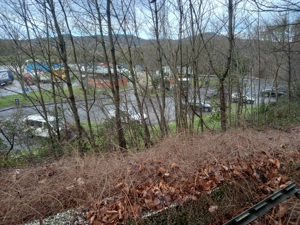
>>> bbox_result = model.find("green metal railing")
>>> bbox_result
[224,182,300,225]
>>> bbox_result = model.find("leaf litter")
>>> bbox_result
[0,128,299,225]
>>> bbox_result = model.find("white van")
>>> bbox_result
[23,114,60,137]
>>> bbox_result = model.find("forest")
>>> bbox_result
[0,0,299,224]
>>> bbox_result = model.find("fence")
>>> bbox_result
[224,182,300,225]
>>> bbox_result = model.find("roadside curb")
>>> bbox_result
[0,97,111,113]
[0,101,65,113]
[0,106,16,112]
[0,87,129,113]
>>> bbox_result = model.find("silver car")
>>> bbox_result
[107,108,147,123]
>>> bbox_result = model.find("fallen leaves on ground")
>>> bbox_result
[1,128,299,225]
[85,150,298,225]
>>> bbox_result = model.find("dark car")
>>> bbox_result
[242,95,255,104]
[182,99,212,112]
[261,89,286,97]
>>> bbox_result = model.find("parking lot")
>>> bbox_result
[0,76,287,152]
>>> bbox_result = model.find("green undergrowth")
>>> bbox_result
[0,145,55,167]
[2,98,300,167]
[246,98,300,129]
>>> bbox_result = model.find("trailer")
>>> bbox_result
[23,60,66,83]
[0,69,14,86]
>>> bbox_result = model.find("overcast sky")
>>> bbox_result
[0,0,298,40]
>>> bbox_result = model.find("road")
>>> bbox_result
[0,78,284,152]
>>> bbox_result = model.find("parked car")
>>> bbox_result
[206,90,219,99]
[243,95,255,104]
[231,92,240,103]
[261,88,286,97]
[0,69,14,86]
[23,114,62,137]
[232,93,255,104]
[107,108,148,123]
[183,99,212,112]
[199,102,213,112]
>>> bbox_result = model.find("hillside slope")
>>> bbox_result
[0,128,299,225]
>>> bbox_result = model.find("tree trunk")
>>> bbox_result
[107,0,127,150]
[47,0,84,155]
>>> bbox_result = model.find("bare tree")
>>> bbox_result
[110,0,152,148]
[45,0,86,154]
[149,0,169,136]
[262,15,300,110]
[253,0,300,12]
[201,0,235,131]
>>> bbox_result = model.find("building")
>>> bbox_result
[86,63,128,89]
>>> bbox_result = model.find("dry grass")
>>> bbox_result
[0,127,299,225]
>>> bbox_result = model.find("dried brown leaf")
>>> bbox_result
[153,198,161,206]
[171,163,179,170]
[157,167,167,176]
[208,205,218,213]
[139,164,146,172]
[89,214,96,224]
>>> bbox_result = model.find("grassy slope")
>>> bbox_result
[0,127,299,225]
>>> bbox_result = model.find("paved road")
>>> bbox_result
[0,77,284,152]
[0,79,44,96]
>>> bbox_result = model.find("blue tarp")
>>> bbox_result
[26,62,62,72]
[53,64,63,69]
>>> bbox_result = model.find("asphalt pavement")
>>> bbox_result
[0,77,283,152]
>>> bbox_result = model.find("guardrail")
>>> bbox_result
[224,182,300,225]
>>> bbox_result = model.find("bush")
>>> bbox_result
[246,98,300,128]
